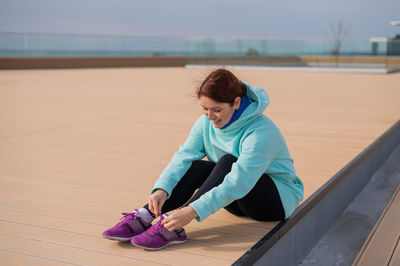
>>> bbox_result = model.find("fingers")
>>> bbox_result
[148,189,168,217]
[153,198,160,216]
[156,199,163,217]
[161,214,171,224]
[162,211,186,232]
[163,207,197,231]
[164,222,175,231]
[150,198,160,216]
[148,199,154,215]
[148,196,158,216]
[162,216,177,231]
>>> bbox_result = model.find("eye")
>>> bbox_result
[214,109,221,113]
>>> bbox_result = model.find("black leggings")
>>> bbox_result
[144,154,285,221]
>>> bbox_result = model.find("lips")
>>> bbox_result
[212,119,222,127]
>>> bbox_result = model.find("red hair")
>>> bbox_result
[197,69,247,105]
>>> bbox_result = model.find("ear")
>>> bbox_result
[234,97,241,110]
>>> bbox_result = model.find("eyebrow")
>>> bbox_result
[200,105,222,110]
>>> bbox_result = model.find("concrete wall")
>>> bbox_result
[1,56,399,70]
[189,56,400,69]
[0,56,187,69]
[301,56,400,69]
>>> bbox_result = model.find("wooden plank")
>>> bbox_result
[0,249,71,266]
[0,208,257,262]
[0,233,162,266]
[0,173,277,230]
[0,219,232,265]
[0,203,268,243]
[389,236,400,266]
[354,186,400,266]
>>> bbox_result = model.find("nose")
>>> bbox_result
[207,110,215,120]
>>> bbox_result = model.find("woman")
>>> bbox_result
[102,68,304,250]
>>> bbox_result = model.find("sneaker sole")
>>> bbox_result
[132,239,187,250]
[103,235,133,241]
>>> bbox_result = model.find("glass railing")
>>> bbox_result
[0,32,187,57]
[0,32,398,57]
[186,38,388,56]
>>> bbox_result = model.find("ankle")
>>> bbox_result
[137,208,154,224]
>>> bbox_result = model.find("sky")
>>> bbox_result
[0,0,399,40]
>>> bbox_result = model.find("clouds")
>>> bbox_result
[0,0,399,39]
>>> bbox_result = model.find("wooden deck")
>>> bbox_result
[354,185,400,266]
[0,67,399,265]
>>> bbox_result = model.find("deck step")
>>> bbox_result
[353,186,400,266]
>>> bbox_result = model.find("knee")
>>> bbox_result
[217,154,237,165]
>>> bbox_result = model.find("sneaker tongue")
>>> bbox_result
[147,216,166,234]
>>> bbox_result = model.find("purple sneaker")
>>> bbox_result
[102,209,152,241]
[131,214,187,250]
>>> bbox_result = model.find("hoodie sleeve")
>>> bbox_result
[189,123,284,221]
[151,116,206,197]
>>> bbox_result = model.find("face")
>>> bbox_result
[199,96,241,128]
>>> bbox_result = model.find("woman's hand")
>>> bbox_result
[148,189,168,217]
[162,206,198,231]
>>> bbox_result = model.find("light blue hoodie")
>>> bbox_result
[152,81,304,221]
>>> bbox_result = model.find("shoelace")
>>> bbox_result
[117,209,139,226]
[147,215,166,235]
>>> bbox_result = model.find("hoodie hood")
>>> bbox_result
[218,80,270,133]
